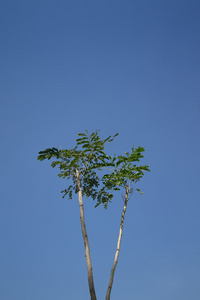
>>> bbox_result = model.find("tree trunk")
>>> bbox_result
[106,185,129,300]
[76,168,97,300]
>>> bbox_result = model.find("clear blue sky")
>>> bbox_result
[1,1,200,299]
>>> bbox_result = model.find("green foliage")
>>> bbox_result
[37,130,118,202]
[37,130,150,208]
[95,146,150,208]
[136,189,143,195]
[82,170,99,200]
[37,147,60,161]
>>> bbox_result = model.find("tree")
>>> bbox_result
[37,130,118,300]
[37,130,150,300]
[98,146,150,300]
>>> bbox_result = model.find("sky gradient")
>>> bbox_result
[1,1,200,299]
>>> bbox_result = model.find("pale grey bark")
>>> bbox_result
[76,168,97,300]
[106,185,129,300]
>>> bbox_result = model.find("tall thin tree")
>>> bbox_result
[38,130,117,300]
[96,146,150,300]
[38,131,150,300]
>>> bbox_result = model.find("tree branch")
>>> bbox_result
[106,183,130,300]
[80,150,93,180]
[76,168,97,300]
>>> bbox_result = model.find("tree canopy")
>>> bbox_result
[38,130,150,300]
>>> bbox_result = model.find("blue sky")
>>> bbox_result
[1,0,200,299]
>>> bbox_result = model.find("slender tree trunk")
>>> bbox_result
[106,185,129,300]
[76,168,97,300]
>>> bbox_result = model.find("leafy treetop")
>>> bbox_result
[38,130,150,208]
[96,146,150,208]
[38,130,118,204]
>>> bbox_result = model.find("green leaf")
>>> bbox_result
[51,161,62,168]
[82,143,90,148]
[77,133,87,138]
[76,137,89,142]
[136,189,143,195]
